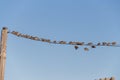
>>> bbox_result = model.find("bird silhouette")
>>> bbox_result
[59,41,66,44]
[87,42,93,46]
[91,45,96,48]
[76,42,84,45]
[112,42,116,46]
[97,43,101,46]
[102,42,107,46]
[74,46,79,50]
[84,47,89,51]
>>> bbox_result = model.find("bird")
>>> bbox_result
[102,42,107,46]
[59,41,66,44]
[11,31,20,36]
[69,41,76,45]
[46,39,51,43]
[33,37,40,41]
[112,42,117,46]
[87,42,93,46]
[41,38,46,42]
[106,42,111,46]
[26,35,32,39]
[97,43,101,46]
[84,47,89,51]
[53,40,57,44]
[74,46,79,50]
[76,42,84,45]
[91,45,96,48]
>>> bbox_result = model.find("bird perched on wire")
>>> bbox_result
[97,43,101,46]
[59,41,66,44]
[102,42,107,46]
[11,31,21,36]
[112,42,117,46]
[87,42,93,46]
[76,42,84,45]
[106,42,111,46]
[53,40,57,44]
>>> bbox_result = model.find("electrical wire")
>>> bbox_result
[9,30,119,51]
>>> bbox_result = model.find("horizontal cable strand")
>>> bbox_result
[8,30,119,51]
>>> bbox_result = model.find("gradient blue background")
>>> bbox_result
[0,0,120,80]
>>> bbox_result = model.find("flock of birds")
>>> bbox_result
[9,31,117,51]
[95,77,115,80]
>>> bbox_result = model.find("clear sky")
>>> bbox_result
[0,0,120,80]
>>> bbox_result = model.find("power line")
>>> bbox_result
[8,30,119,51]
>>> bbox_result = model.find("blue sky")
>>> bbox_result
[0,0,120,80]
